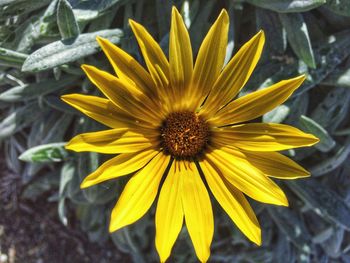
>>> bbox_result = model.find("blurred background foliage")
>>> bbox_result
[1,0,350,262]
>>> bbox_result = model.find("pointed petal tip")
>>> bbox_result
[252,231,262,246]
[171,5,180,15]
[80,179,92,189]
[218,8,229,23]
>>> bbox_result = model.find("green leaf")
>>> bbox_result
[22,28,123,72]
[0,0,51,17]
[321,68,350,88]
[57,0,80,40]
[245,0,326,13]
[263,105,290,123]
[58,161,75,225]
[279,13,316,68]
[309,137,350,176]
[310,87,350,131]
[299,115,336,152]
[19,142,69,163]
[0,0,26,7]
[295,30,350,95]
[0,47,28,68]
[72,0,130,22]
[325,0,350,17]
[0,75,78,102]
[289,179,350,230]
[268,207,312,253]
[0,103,42,140]
[22,172,60,200]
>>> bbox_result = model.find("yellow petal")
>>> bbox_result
[201,31,265,117]
[189,9,229,111]
[181,161,213,262]
[199,159,261,245]
[243,151,310,179]
[213,123,319,151]
[61,94,125,128]
[129,19,170,102]
[61,94,153,129]
[211,75,306,126]
[96,36,158,98]
[82,64,163,124]
[155,160,184,262]
[206,147,288,206]
[109,152,170,232]
[66,128,158,154]
[169,7,193,110]
[81,149,159,188]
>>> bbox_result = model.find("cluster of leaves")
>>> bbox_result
[1,0,350,262]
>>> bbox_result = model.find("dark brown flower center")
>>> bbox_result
[160,111,210,158]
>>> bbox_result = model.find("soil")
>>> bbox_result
[0,158,130,263]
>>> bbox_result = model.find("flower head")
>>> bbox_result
[62,7,318,263]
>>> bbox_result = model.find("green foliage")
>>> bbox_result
[1,0,350,262]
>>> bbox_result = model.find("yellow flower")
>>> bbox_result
[62,7,319,263]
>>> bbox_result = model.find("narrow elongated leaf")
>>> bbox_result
[22,29,123,72]
[246,0,326,13]
[279,13,316,68]
[310,87,350,131]
[72,0,129,22]
[289,179,350,230]
[263,105,290,123]
[57,0,80,40]
[325,0,350,17]
[309,137,350,176]
[0,0,51,16]
[299,115,336,152]
[0,103,42,140]
[321,68,350,88]
[58,161,75,225]
[0,0,25,6]
[294,30,350,95]
[0,75,78,102]
[19,142,69,163]
[0,47,28,68]
[268,207,312,253]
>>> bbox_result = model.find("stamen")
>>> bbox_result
[160,111,210,158]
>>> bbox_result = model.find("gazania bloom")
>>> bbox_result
[62,7,319,263]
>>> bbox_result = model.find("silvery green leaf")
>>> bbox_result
[325,0,350,16]
[268,206,312,253]
[0,0,24,6]
[19,142,69,163]
[321,68,350,88]
[22,172,60,200]
[309,137,350,176]
[310,87,350,131]
[0,47,28,68]
[245,0,326,13]
[320,227,344,258]
[289,179,350,230]
[256,9,286,57]
[0,75,78,102]
[0,103,42,140]
[299,115,336,152]
[294,30,350,96]
[58,161,75,225]
[57,0,80,40]
[72,0,130,22]
[279,13,316,68]
[263,105,290,123]
[22,28,123,72]
[78,152,117,204]
[0,0,51,16]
